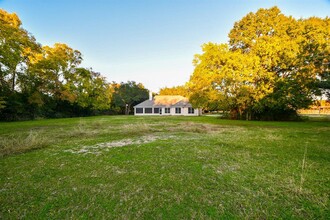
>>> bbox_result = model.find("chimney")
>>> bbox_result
[149,91,153,100]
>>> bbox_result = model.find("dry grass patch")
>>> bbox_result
[168,122,244,134]
[66,120,110,138]
[0,130,50,157]
[121,123,152,135]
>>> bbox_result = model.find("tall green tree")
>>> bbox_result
[28,43,82,102]
[299,17,330,99]
[111,81,149,115]
[0,9,41,120]
[73,68,111,111]
[0,9,40,92]
[0,9,114,120]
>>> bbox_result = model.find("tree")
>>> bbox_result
[0,9,40,92]
[189,43,271,119]
[159,85,189,97]
[111,81,149,115]
[0,9,41,120]
[0,9,114,120]
[73,68,111,111]
[189,7,330,120]
[228,7,329,119]
[299,17,330,99]
[27,43,82,101]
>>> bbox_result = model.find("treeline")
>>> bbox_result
[0,9,148,121]
[160,7,330,120]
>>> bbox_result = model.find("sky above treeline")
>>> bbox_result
[1,0,330,92]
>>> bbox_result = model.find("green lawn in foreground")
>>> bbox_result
[1,116,329,219]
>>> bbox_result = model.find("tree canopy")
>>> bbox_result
[0,9,148,120]
[188,6,330,120]
[0,9,40,92]
[111,81,149,115]
[159,85,189,97]
[2,7,328,121]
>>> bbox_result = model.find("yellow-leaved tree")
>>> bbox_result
[189,43,271,119]
[189,6,330,120]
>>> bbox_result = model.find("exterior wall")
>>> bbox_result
[134,107,159,116]
[161,107,172,115]
[173,107,199,116]
[134,107,200,116]
[181,107,199,116]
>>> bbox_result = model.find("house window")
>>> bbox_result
[145,108,152,113]
[188,107,194,114]
[136,108,143,114]
[154,108,160,114]
[175,107,181,114]
[165,108,170,113]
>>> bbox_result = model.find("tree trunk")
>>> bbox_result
[230,109,238,119]
[125,104,130,115]
[238,108,243,120]
[11,71,16,91]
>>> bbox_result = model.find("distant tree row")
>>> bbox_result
[161,7,330,120]
[0,9,148,121]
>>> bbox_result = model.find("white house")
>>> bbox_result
[134,95,201,116]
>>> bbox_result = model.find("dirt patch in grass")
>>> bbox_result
[0,119,244,157]
[64,135,161,155]
[62,122,244,156]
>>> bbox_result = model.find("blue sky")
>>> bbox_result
[1,0,330,92]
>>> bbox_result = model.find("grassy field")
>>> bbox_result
[1,116,329,219]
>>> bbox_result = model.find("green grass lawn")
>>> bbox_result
[1,116,329,219]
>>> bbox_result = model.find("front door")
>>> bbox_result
[160,108,162,115]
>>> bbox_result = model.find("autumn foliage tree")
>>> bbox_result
[0,9,116,120]
[0,9,40,92]
[0,9,41,120]
[27,43,82,103]
[189,6,330,120]
[189,43,272,119]
[159,85,189,97]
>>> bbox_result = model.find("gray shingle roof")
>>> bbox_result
[134,100,155,108]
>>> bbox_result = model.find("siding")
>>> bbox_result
[134,107,200,116]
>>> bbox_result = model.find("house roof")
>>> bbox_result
[154,95,188,106]
[134,100,154,108]
[172,100,192,107]
[134,95,192,108]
